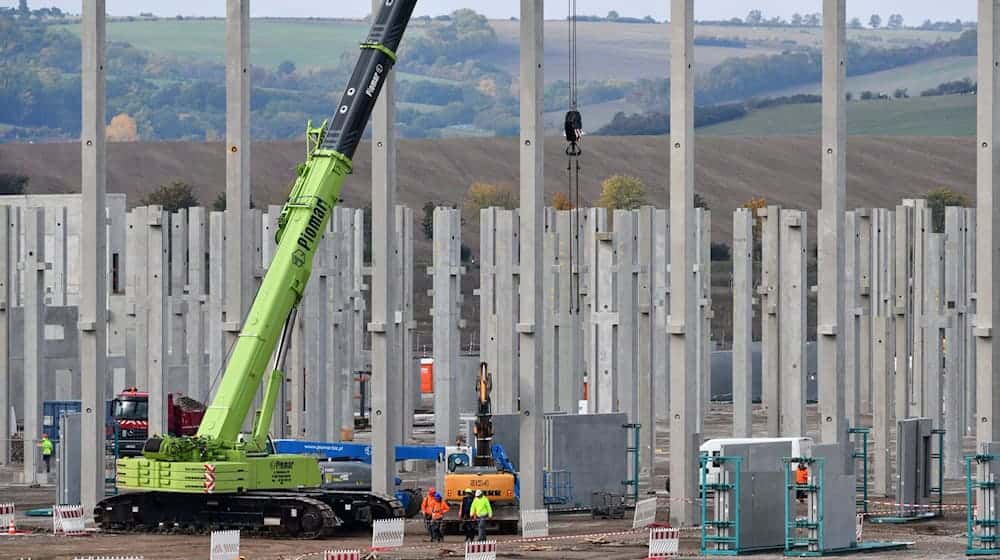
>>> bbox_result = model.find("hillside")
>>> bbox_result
[699,95,976,136]
[0,135,975,240]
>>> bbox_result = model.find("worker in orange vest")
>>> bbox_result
[421,486,436,540]
[428,492,450,542]
[795,463,809,502]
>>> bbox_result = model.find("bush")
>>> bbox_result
[0,173,29,195]
[141,181,199,212]
[464,182,517,214]
[926,188,970,233]
[597,175,646,210]
[710,242,732,261]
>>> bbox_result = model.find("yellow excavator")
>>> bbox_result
[443,362,519,534]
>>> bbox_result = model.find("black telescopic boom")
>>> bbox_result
[320,0,418,159]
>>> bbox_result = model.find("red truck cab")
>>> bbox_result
[111,388,205,457]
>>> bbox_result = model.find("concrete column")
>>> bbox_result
[614,210,638,421]
[843,211,860,427]
[224,0,252,348]
[945,209,967,477]
[494,210,519,413]
[80,0,108,512]
[518,0,545,510]
[590,229,617,413]
[478,208,498,389]
[965,209,978,435]
[542,208,557,413]
[146,208,169,435]
[395,206,415,443]
[779,210,807,437]
[858,209,873,414]
[872,315,895,496]
[370,0,400,494]
[107,204,129,393]
[733,209,753,437]
[637,206,657,482]
[583,208,608,412]
[924,233,944,429]
[555,210,584,412]
[22,209,45,483]
[207,212,226,402]
[818,0,847,444]
[695,209,711,429]
[126,208,148,390]
[894,205,913,421]
[759,206,781,436]
[329,208,356,437]
[653,211,670,422]
[432,208,462,445]
[303,225,326,440]
[972,0,1000,442]
[0,207,9,465]
[45,208,67,306]
[352,208,366,424]
[909,202,928,417]
[668,0,700,526]
[186,208,207,401]
[169,211,188,393]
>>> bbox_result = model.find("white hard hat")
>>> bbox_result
[475,490,483,497]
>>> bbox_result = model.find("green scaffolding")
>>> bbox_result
[700,454,742,556]
[848,427,870,514]
[967,453,1000,555]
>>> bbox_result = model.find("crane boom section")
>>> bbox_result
[197,0,418,446]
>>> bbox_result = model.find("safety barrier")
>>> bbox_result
[1,502,14,534]
[465,540,498,560]
[370,518,405,550]
[210,529,240,560]
[648,527,680,558]
[520,508,549,538]
[856,514,864,542]
[632,497,658,529]
[323,551,361,560]
[53,504,86,535]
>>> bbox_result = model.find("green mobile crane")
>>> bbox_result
[95,0,418,538]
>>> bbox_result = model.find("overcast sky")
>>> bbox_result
[16,1,978,23]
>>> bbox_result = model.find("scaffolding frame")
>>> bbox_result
[848,427,870,514]
[967,453,1000,555]
[700,454,742,555]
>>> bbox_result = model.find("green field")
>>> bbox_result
[766,56,977,99]
[59,19,371,69]
[699,94,975,136]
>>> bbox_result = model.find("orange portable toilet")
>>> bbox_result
[420,358,434,394]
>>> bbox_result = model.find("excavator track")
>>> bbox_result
[95,490,404,539]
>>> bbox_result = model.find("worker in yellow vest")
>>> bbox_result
[40,434,53,473]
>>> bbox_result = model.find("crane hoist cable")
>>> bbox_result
[564,0,582,313]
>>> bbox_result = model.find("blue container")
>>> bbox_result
[41,400,82,442]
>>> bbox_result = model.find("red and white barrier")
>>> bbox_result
[465,540,498,560]
[647,527,680,558]
[370,518,404,550]
[1,502,15,534]
[72,556,145,560]
[323,551,361,560]
[53,504,86,535]
[856,513,864,542]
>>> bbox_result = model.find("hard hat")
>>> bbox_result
[464,488,473,495]
[475,490,483,497]
[434,492,442,500]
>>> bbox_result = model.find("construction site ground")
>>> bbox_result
[0,404,977,559]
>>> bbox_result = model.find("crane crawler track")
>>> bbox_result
[96,490,404,539]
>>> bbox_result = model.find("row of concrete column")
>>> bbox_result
[0,203,417,474]
[730,203,978,494]
[477,206,712,485]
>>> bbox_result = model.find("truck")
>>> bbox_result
[112,389,206,457]
[42,390,205,457]
[95,0,417,538]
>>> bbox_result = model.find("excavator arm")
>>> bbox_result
[157,0,419,459]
